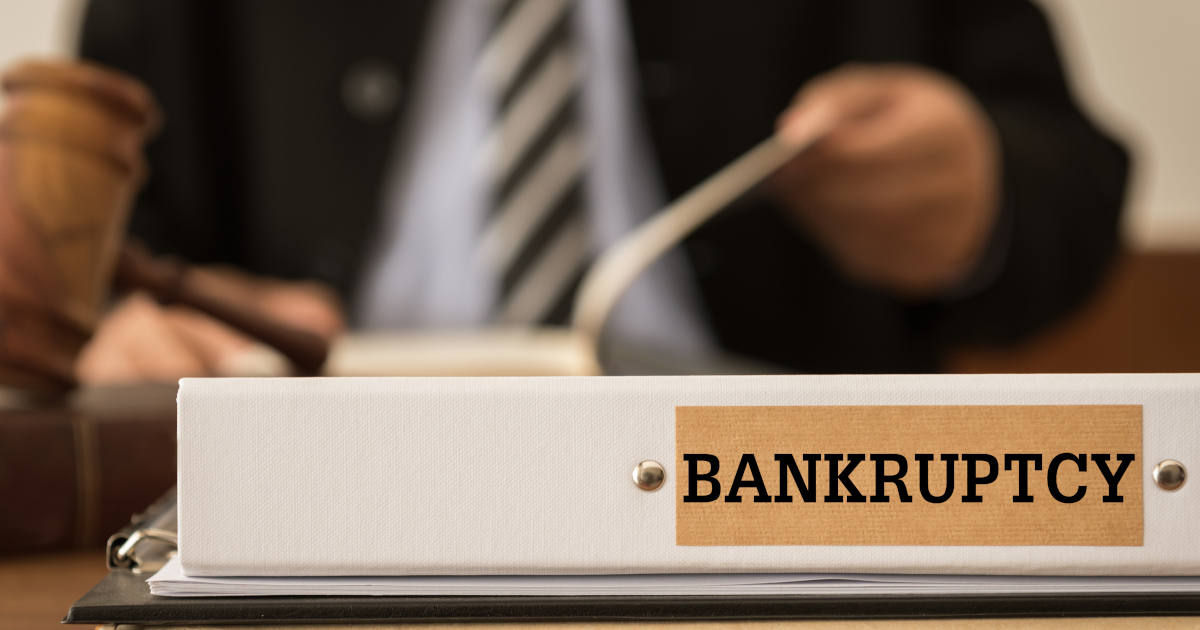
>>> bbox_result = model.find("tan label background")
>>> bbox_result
[676,406,1142,547]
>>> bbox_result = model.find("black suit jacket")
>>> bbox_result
[79,0,1129,373]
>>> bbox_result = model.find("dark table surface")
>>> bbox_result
[60,566,1200,626]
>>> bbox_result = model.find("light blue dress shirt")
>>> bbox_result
[355,0,712,357]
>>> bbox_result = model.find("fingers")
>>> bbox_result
[776,89,839,148]
[777,63,897,148]
[769,63,1001,296]
[188,266,346,342]
[76,292,213,385]
[77,264,346,386]
[75,291,289,386]
[255,281,345,343]
[162,303,263,374]
[780,64,980,163]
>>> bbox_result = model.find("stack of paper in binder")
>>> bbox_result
[150,373,1200,597]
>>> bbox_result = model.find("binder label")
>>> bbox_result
[675,405,1142,546]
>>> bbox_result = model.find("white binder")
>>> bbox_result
[176,374,1199,577]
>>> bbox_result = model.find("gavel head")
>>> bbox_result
[0,59,160,392]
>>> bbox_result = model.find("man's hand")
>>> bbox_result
[75,268,344,385]
[772,63,1001,297]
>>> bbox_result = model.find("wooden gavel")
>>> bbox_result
[0,60,328,391]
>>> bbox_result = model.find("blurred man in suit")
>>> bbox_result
[74,0,1128,380]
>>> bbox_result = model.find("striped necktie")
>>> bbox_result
[477,0,591,326]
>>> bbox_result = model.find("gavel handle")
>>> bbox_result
[115,241,330,375]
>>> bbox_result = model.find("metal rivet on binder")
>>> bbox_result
[632,460,665,492]
[1153,460,1187,491]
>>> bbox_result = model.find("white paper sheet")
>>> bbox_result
[147,557,1200,597]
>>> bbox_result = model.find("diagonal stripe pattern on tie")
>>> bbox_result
[478,0,592,326]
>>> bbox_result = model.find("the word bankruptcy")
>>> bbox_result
[682,453,1136,504]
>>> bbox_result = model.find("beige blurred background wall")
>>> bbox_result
[1036,0,1200,251]
[0,0,82,79]
[0,0,1196,250]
